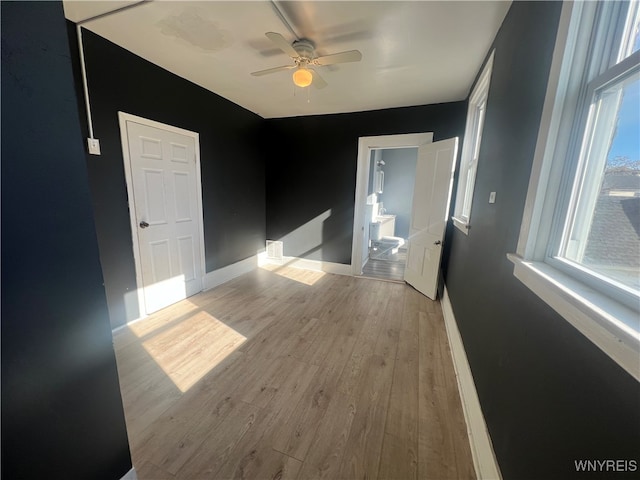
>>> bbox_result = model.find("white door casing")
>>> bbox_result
[119,113,205,316]
[351,132,434,276]
[404,137,458,299]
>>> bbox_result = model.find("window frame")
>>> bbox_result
[452,51,494,235]
[548,56,640,311]
[511,1,640,381]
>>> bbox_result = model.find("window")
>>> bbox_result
[453,52,494,234]
[512,1,640,380]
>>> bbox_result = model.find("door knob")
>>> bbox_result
[139,221,150,229]
[434,240,442,245]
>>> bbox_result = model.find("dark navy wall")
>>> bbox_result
[67,29,266,328]
[1,2,132,478]
[443,2,640,478]
[264,102,466,263]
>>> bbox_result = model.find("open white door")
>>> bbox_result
[404,137,458,299]
[121,115,205,315]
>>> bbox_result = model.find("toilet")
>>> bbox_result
[369,222,405,256]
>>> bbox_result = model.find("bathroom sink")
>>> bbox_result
[371,214,397,238]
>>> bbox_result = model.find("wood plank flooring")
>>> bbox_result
[112,265,475,479]
[362,258,406,282]
[362,247,407,282]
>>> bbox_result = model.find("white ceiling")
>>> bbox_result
[63,1,510,119]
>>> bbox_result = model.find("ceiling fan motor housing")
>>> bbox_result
[293,39,316,66]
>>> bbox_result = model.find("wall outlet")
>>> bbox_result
[87,138,101,155]
[489,191,496,204]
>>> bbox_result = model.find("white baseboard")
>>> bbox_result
[203,254,260,291]
[203,253,352,288]
[263,255,352,276]
[441,285,502,480]
[120,467,137,480]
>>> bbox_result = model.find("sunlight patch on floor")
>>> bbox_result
[128,300,200,339]
[259,263,326,285]
[141,310,246,392]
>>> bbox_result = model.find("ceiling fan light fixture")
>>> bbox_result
[292,67,313,88]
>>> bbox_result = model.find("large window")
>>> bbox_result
[553,1,640,306]
[512,1,640,380]
[453,52,493,234]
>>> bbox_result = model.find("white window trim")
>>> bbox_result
[511,1,640,381]
[453,51,494,235]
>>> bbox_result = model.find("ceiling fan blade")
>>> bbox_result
[265,32,299,58]
[311,70,327,89]
[315,50,362,66]
[251,65,295,77]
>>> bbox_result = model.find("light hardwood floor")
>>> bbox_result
[362,258,406,282]
[113,265,475,479]
[362,247,407,282]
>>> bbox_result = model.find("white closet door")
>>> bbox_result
[126,120,203,314]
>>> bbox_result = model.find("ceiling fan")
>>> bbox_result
[251,32,362,89]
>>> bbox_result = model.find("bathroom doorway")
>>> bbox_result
[362,147,418,281]
[351,132,433,281]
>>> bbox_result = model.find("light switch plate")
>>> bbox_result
[87,138,101,155]
[489,191,496,204]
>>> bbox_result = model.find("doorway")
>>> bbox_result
[362,147,419,281]
[351,133,433,279]
[119,112,206,316]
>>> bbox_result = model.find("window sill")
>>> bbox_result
[507,253,640,381]
[452,216,470,235]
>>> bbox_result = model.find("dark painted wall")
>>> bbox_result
[69,29,266,328]
[264,102,466,263]
[442,2,640,478]
[1,2,132,478]
[379,147,418,239]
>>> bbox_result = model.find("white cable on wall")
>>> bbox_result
[74,1,150,154]
[76,25,94,140]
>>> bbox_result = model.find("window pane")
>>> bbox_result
[619,0,640,61]
[472,103,486,161]
[462,165,476,217]
[562,69,640,292]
